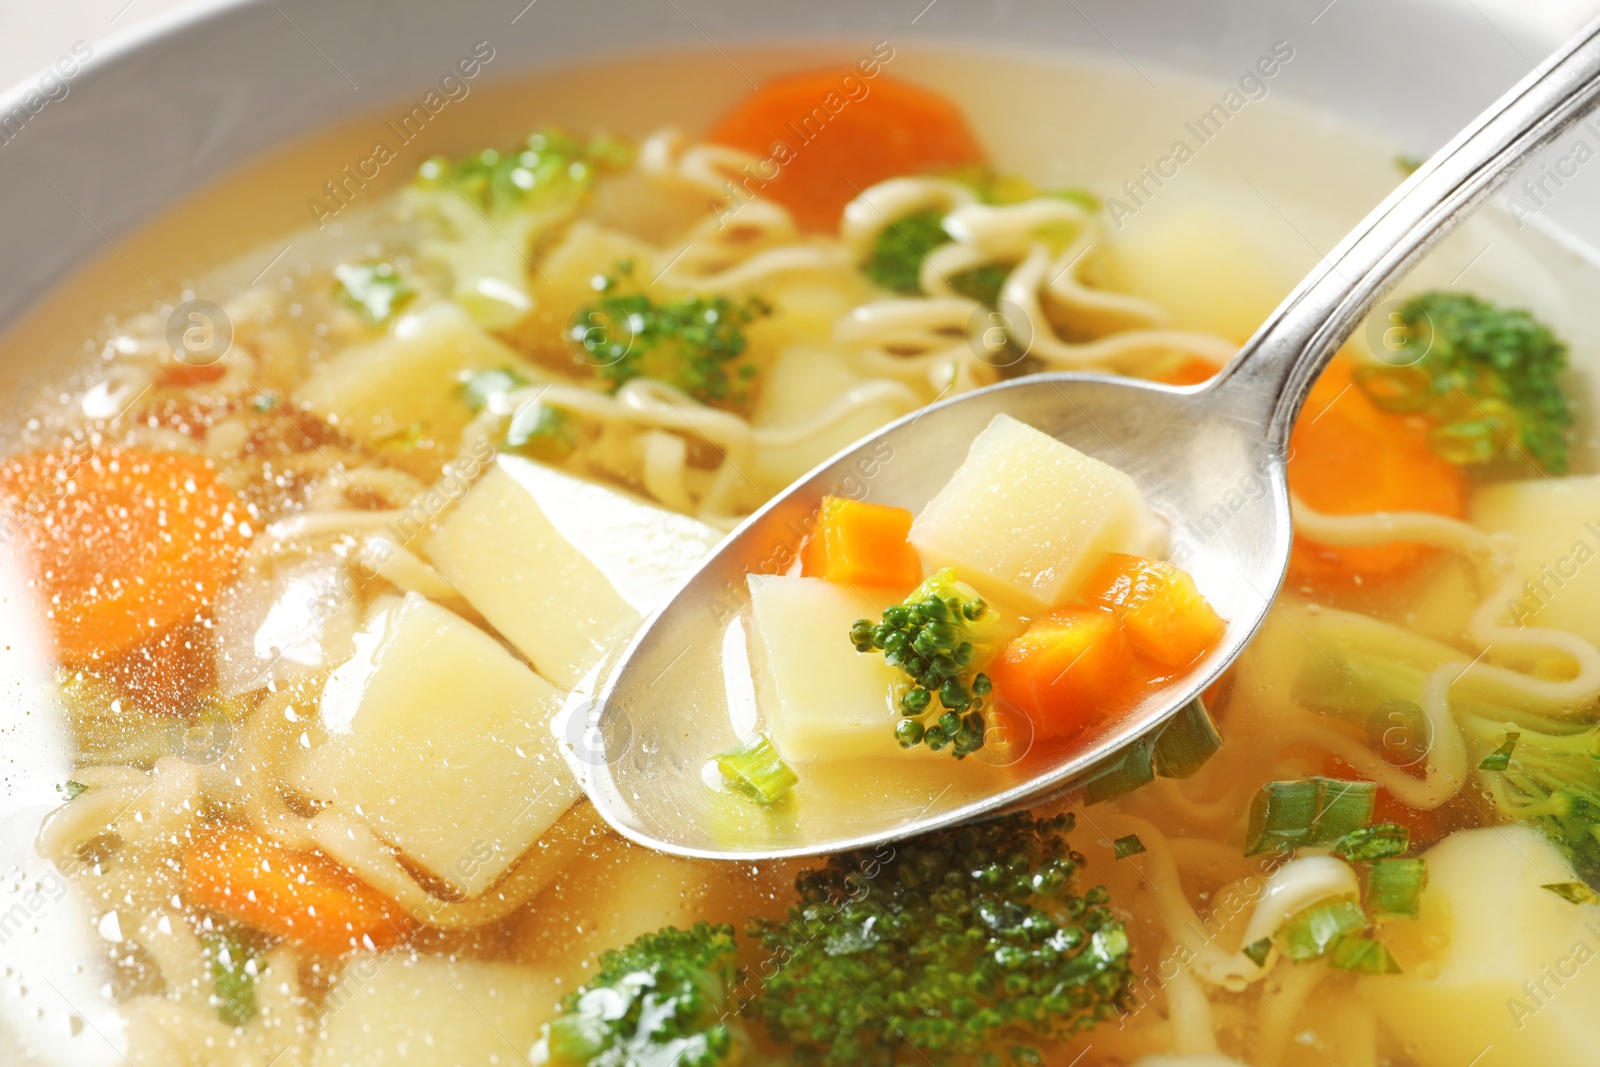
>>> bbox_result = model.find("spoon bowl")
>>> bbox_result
[573,16,1600,859]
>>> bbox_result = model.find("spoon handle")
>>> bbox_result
[1215,16,1600,445]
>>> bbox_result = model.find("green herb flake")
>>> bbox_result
[1542,881,1600,905]
[506,402,576,462]
[1329,936,1403,975]
[202,931,257,1027]
[1395,155,1424,175]
[1242,937,1274,967]
[1334,822,1411,862]
[333,261,415,327]
[1113,834,1146,859]
[1367,857,1428,918]
[248,392,278,414]
[60,780,87,800]
[458,367,528,414]
[1479,731,1521,772]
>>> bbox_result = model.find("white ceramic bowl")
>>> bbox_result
[0,1,1594,1061]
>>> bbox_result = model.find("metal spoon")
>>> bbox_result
[573,19,1600,859]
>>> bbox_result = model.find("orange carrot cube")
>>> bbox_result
[800,496,923,589]
[1084,553,1225,667]
[988,607,1133,741]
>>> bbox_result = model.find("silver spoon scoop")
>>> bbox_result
[573,19,1600,859]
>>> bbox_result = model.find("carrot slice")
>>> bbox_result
[988,607,1133,741]
[800,496,923,588]
[183,824,413,956]
[706,70,984,232]
[1152,356,1222,386]
[1287,359,1466,588]
[1084,553,1225,668]
[0,449,250,665]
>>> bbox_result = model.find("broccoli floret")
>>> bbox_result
[1358,291,1573,473]
[1459,712,1600,885]
[404,128,631,328]
[746,811,1131,1066]
[863,209,949,294]
[861,173,1098,299]
[1291,614,1600,882]
[850,568,1003,757]
[532,922,745,1067]
[574,273,769,405]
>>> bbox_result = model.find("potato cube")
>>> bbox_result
[424,456,722,690]
[746,575,907,762]
[315,953,560,1067]
[909,414,1165,610]
[1471,474,1600,648]
[294,302,524,477]
[302,593,577,898]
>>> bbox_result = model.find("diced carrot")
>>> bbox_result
[1153,356,1221,386]
[799,496,923,588]
[1084,554,1225,668]
[0,449,250,666]
[988,607,1133,741]
[105,617,218,712]
[706,71,985,232]
[183,824,413,956]
[1287,358,1467,588]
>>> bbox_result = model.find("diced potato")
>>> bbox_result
[300,593,577,898]
[314,953,561,1067]
[909,414,1166,610]
[1471,475,1600,648]
[423,456,722,690]
[1371,825,1600,1066]
[294,302,524,476]
[747,575,907,762]
[750,345,909,494]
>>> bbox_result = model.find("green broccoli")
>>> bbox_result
[404,128,631,328]
[863,209,948,294]
[531,922,745,1067]
[861,172,1098,300]
[849,568,1003,757]
[573,272,769,405]
[1357,291,1573,473]
[1459,710,1600,885]
[1290,610,1600,884]
[746,811,1131,1066]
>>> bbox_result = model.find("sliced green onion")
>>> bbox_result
[202,931,257,1027]
[458,367,527,413]
[1430,419,1500,466]
[1153,697,1223,780]
[506,402,576,462]
[1542,881,1600,905]
[715,733,798,805]
[1478,731,1521,772]
[949,264,1010,307]
[1242,937,1273,967]
[333,261,415,326]
[1367,858,1428,918]
[1333,822,1410,862]
[59,780,87,801]
[1244,777,1376,855]
[1315,779,1379,844]
[1081,736,1155,806]
[1113,834,1146,859]
[1329,936,1402,975]
[1278,897,1367,961]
